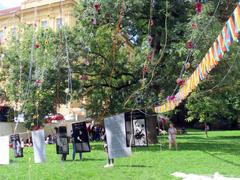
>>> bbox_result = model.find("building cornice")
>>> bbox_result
[0,0,77,20]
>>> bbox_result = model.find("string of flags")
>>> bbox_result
[155,3,240,113]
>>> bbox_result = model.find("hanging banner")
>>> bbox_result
[125,110,148,147]
[155,4,240,113]
[72,122,91,152]
[104,114,132,159]
[32,129,46,163]
[133,119,147,146]
[10,134,23,158]
[0,136,9,165]
[55,126,69,155]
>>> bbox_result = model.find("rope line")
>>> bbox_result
[172,0,222,95]
[148,0,222,108]
[124,0,169,107]
[193,48,240,97]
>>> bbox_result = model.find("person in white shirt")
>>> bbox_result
[168,123,177,150]
[20,138,24,156]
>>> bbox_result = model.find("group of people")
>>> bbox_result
[11,137,32,148]
[87,124,104,141]
[61,128,109,163]
[45,134,54,144]
[157,122,178,150]
[167,123,210,149]
[10,122,180,167]
[11,138,25,157]
[25,137,33,147]
[52,123,178,167]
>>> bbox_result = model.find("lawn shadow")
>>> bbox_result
[10,160,16,163]
[57,159,73,163]
[61,158,104,162]
[132,145,162,152]
[90,135,240,156]
[117,164,153,168]
[210,136,240,140]
[176,136,206,140]
[204,151,240,167]
[90,144,104,151]
[178,142,240,156]
[81,158,105,161]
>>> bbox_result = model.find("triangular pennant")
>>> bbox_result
[222,25,230,51]
[228,16,238,40]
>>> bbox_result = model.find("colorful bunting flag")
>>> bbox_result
[155,4,240,113]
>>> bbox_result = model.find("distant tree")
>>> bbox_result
[2,25,73,129]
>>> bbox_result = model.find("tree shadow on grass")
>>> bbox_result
[209,136,240,140]
[59,158,105,162]
[203,151,240,167]
[10,160,16,163]
[82,158,105,161]
[60,159,73,162]
[117,164,153,168]
[178,142,240,156]
[90,144,104,151]
[176,136,206,140]
[90,136,240,157]
[128,139,240,158]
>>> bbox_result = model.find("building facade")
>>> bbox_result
[0,0,76,44]
[0,0,84,122]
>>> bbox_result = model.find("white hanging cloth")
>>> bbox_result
[0,136,9,165]
[32,129,46,163]
[104,114,132,159]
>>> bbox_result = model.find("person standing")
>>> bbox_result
[168,123,177,150]
[204,122,209,138]
[16,139,22,157]
[103,131,114,168]
[71,130,83,161]
[20,138,24,157]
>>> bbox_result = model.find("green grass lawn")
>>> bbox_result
[0,130,240,180]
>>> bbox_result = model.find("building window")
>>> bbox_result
[0,31,4,43]
[56,18,63,29]
[41,20,48,29]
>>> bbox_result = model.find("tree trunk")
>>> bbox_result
[146,115,158,144]
[238,115,240,129]
[204,122,208,138]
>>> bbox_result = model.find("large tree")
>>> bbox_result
[72,0,194,120]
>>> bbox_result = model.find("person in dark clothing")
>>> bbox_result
[71,130,83,160]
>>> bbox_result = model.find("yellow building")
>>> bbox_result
[0,0,76,44]
[0,0,84,119]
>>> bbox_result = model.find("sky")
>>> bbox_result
[0,0,24,10]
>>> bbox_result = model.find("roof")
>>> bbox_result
[0,7,20,16]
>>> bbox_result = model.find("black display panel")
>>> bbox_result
[72,122,91,152]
